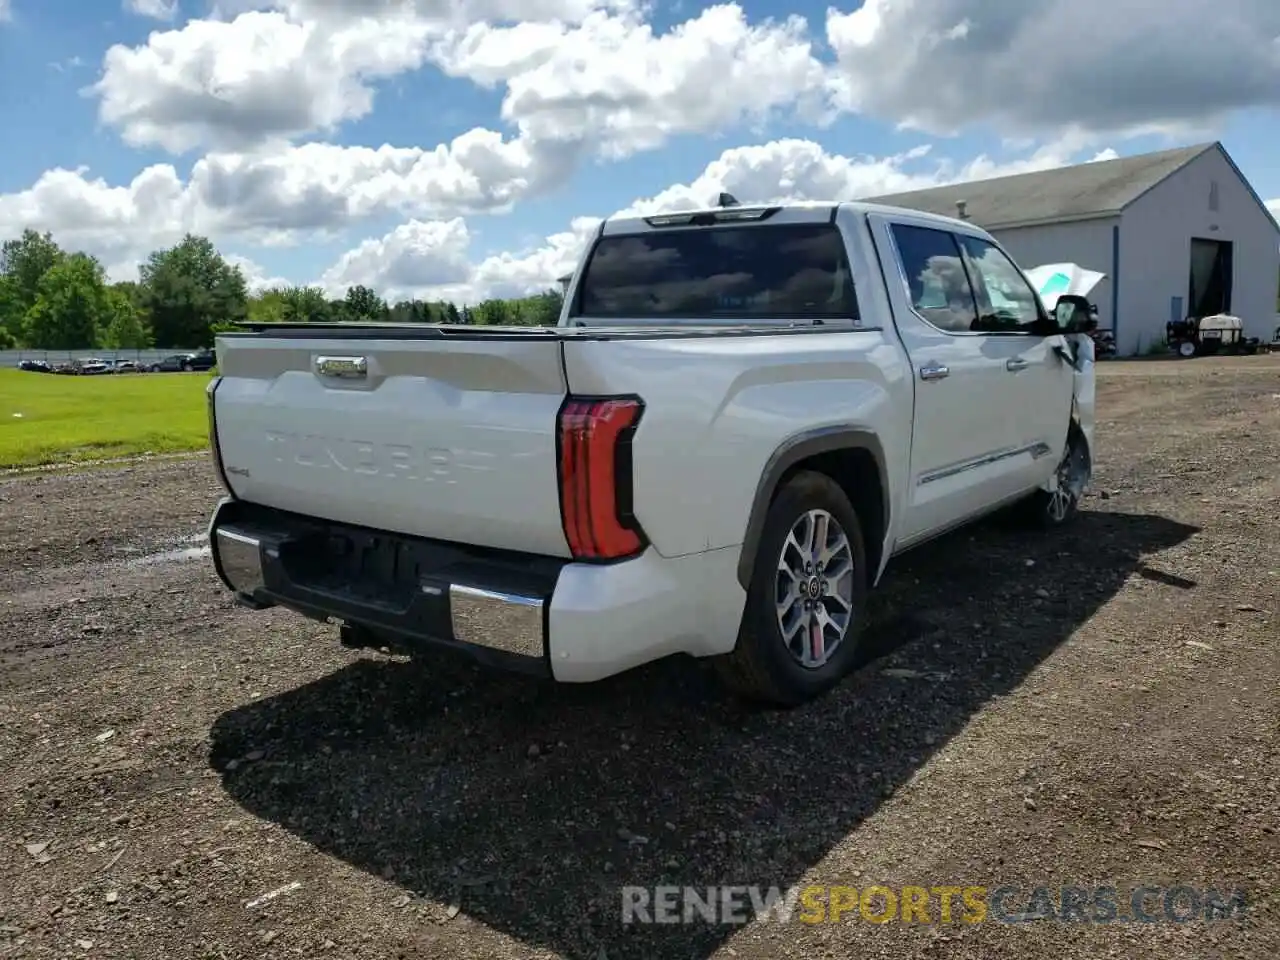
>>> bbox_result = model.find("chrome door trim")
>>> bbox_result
[918,442,1052,486]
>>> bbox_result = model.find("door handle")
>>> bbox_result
[919,361,949,381]
[1005,357,1029,372]
[315,356,368,379]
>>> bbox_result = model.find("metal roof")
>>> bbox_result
[865,142,1216,229]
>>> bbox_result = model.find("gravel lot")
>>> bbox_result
[1,356,1277,959]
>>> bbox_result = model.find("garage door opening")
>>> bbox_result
[1187,237,1233,317]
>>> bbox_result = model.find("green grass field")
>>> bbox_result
[0,368,212,468]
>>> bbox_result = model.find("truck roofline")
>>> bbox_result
[599,200,986,236]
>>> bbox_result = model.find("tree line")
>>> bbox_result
[0,229,566,351]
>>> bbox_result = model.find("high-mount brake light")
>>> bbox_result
[642,206,779,228]
[644,214,695,227]
[557,396,647,561]
[713,208,771,221]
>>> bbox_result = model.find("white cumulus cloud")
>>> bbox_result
[224,254,294,293]
[92,10,438,153]
[429,6,832,158]
[825,0,1280,138]
[3,0,1276,311]
[6,3,838,268]
[320,135,1114,305]
[0,131,549,268]
[124,0,178,20]
[319,217,475,294]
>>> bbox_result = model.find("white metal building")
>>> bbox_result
[869,142,1280,356]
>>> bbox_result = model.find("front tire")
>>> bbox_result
[1018,428,1089,529]
[714,471,869,707]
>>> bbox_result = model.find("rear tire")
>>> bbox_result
[714,471,869,707]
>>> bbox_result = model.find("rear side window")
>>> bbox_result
[572,223,859,322]
[890,223,978,333]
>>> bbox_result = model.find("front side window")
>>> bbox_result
[573,223,859,322]
[889,223,978,333]
[955,235,1044,332]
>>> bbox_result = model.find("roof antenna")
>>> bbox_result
[717,192,741,208]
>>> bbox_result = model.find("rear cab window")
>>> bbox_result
[889,221,1047,334]
[889,223,978,333]
[571,215,860,324]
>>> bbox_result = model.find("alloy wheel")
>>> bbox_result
[774,508,856,668]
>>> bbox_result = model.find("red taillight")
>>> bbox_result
[557,396,647,561]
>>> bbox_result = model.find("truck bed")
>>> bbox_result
[210,321,897,562]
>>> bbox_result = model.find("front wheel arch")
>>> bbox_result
[1022,419,1091,527]
[1057,416,1092,491]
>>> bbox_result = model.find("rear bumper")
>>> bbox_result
[208,499,746,682]
[209,499,559,676]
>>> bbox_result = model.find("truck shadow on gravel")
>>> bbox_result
[209,508,1196,960]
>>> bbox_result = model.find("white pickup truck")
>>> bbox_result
[205,200,1096,706]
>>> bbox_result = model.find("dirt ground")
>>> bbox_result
[1,355,1277,959]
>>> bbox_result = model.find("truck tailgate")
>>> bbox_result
[211,334,572,557]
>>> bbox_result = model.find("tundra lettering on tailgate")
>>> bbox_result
[264,430,460,481]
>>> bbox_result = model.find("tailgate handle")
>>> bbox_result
[315,356,368,379]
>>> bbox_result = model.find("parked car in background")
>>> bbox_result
[111,360,140,373]
[149,354,190,372]
[47,359,107,375]
[149,350,217,372]
[17,360,53,373]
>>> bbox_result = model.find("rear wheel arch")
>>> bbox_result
[737,427,889,591]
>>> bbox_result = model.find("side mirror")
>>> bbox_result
[1054,294,1097,333]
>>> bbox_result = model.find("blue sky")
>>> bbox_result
[1,0,1277,303]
